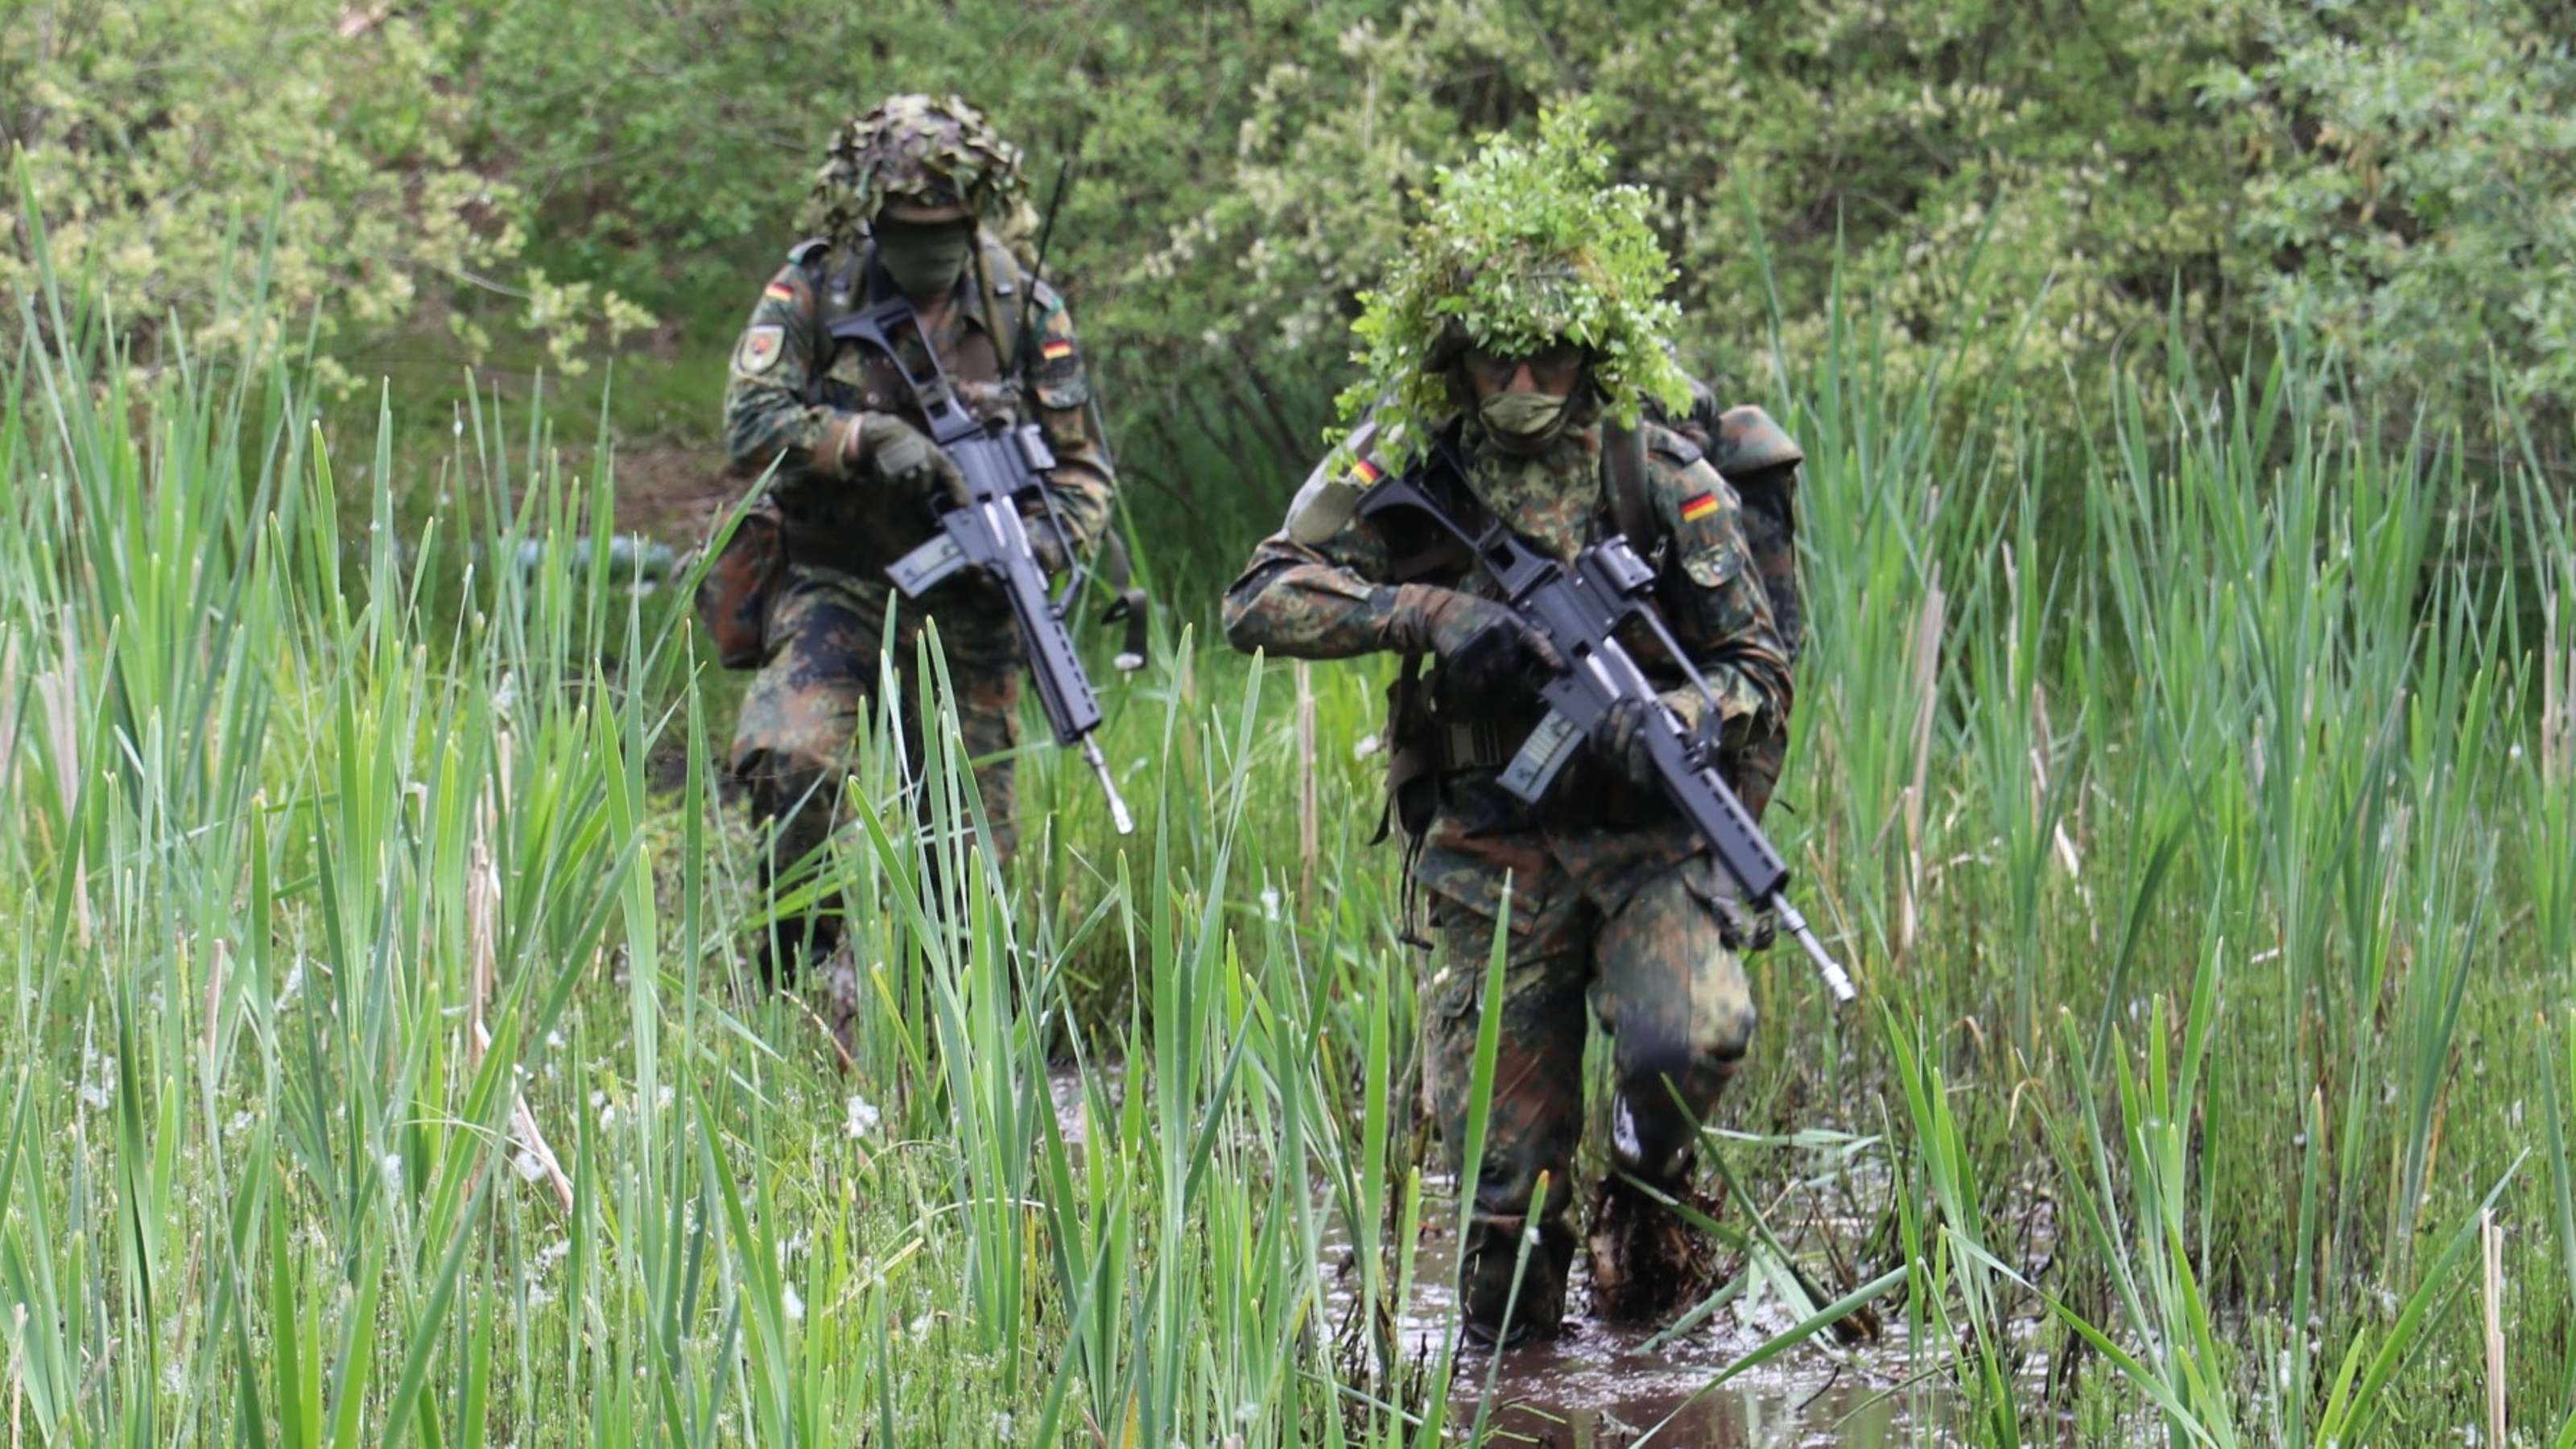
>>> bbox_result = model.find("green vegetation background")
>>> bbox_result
[10,0,2575,570]
[9,2,2576,1446]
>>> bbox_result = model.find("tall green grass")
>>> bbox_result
[5,222,2572,1446]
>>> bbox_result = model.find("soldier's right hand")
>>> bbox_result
[1389,584,1563,697]
[834,411,968,502]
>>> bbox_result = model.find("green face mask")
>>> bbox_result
[877,222,975,298]
[1478,388,1573,444]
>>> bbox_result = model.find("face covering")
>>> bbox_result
[877,222,975,298]
[1478,387,1574,444]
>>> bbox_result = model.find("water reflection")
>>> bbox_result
[1316,1206,1951,1447]
[1459,1315,1930,1447]
[1044,1066,1953,1447]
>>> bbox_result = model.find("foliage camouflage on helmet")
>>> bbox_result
[804,93,1026,243]
[1334,102,1692,473]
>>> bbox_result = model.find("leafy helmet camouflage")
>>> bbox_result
[1334,102,1691,472]
[805,93,1026,243]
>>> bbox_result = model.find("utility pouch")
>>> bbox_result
[694,507,786,669]
[1373,652,1441,841]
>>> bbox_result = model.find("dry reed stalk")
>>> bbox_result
[36,616,91,948]
[2481,1208,2505,1447]
[2031,682,2082,879]
[467,798,573,1214]
[8,1302,22,1449]
[0,631,19,794]
[1899,573,1946,965]
[1295,662,1318,901]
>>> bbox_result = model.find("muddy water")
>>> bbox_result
[1328,1216,1951,1448]
[1047,1067,1956,1447]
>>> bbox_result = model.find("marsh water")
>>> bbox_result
[1319,1213,1952,1448]
[1051,1066,1961,1447]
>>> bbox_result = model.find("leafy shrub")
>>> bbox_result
[2211,0,2576,444]
[2,0,646,384]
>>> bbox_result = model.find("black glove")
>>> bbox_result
[1388,584,1562,700]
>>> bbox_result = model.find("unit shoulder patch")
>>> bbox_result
[737,324,785,374]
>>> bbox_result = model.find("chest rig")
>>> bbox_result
[794,234,1024,419]
[1371,420,1674,852]
[784,232,1153,671]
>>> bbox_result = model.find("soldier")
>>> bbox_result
[1223,109,1797,1345]
[718,94,1113,978]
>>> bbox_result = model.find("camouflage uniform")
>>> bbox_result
[722,96,1113,968]
[1224,406,1792,1338]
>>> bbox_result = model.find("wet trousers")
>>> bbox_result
[729,566,1024,977]
[1419,853,1756,1337]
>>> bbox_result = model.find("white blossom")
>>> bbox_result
[845,1095,881,1139]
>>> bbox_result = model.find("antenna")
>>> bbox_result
[1014,135,1083,371]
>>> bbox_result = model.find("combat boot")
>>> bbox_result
[817,939,865,1068]
[1585,1171,1724,1325]
[1458,1216,1575,1348]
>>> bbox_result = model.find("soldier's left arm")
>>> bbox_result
[1023,281,1113,548]
[1647,440,1793,751]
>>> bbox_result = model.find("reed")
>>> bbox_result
[2,194,2568,1444]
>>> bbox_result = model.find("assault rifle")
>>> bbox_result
[828,294,1135,836]
[1358,456,1855,1001]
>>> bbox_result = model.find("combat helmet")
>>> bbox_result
[1335,102,1691,472]
[805,93,1027,243]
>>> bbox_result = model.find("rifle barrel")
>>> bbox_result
[1772,897,1856,1002]
[1082,737,1135,836]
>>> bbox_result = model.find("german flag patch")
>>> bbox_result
[763,280,797,303]
[1040,339,1075,361]
[1678,491,1719,523]
[1350,456,1383,485]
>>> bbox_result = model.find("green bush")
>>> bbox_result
[2,0,647,385]
[12,0,2570,540]
[2212,0,2576,443]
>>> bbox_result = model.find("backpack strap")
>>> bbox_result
[1602,419,1658,550]
[971,229,1025,374]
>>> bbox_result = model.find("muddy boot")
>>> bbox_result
[1459,1216,1575,1349]
[817,943,863,1067]
[1585,1174,1724,1325]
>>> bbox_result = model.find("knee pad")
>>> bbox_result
[1706,997,1757,1064]
[1610,1090,1702,1186]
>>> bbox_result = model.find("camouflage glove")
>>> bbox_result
[1596,692,1745,790]
[1592,696,1665,789]
[1386,584,1563,697]
[1721,896,1779,953]
[1025,514,1075,574]
[832,411,967,502]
